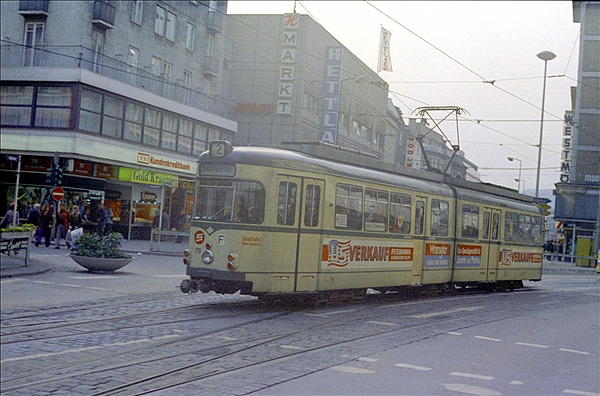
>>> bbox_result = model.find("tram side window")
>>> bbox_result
[430,199,449,236]
[482,212,490,239]
[518,214,541,243]
[491,212,500,240]
[415,201,425,235]
[462,205,479,239]
[277,182,297,225]
[531,216,543,244]
[233,181,265,224]
[364,189,388,232]
[304,184,321,227]
[335,184,363,230]
[390,193,411,234]
[195,180,264,223]
[504,211,519,242]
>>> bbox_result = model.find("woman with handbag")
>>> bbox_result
[37,204,53,247]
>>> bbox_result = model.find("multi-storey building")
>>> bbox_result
[225,13,404,164]
[554,1,600,257]
[1,0,236,238]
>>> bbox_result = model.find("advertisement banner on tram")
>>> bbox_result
[321,238,414,269]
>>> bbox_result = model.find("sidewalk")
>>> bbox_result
[0,238,186,279]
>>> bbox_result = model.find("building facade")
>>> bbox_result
[1,0,236,238]
[554,1,600,256]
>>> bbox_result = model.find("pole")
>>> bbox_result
[12,156,21,228]
[535,59,548,198]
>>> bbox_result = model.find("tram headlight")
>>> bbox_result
[202,249,214,265]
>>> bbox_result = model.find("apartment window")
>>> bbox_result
[151,56,161,76]
[178,119,193,154]
[143,108,161,146]
[193,123,208,156]
[183,70,192,88]
[124,102,143,142]
[128,47,139,85]
[162,61,172,81]
[23,22,44,66]
[161,113,178,150]
[206,34,214,56]
[91,30,105,73]
[0,86,33,126]
[166,11,176,41]
[79,90,103,133]
[155,6,165,36]
[131,0,143,25]
[35,87,72,128]
[186,23,196,51]
[102,96,124,138]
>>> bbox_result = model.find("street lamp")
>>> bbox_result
[508,157,522,193]
[535,50,556,198]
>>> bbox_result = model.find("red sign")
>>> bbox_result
[51,187,65,202]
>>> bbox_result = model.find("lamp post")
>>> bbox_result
[535,50,556,198]
[508,157,522,193]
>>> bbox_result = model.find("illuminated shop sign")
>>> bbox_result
[118,167,175,185]
[136,152,192,172]
[320,46,342,144]
[560,112,574,183]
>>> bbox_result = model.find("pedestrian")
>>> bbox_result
[544,239,555,260]
[0,202,19,229]
[96,203,107,235]
[105,205,114,235]
[55,204,69,249]
[38,204,53,247]
[161,209,170,230]
[27,203,41,227]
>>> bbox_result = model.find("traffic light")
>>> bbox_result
[55,167,64,186]
[45,166,56,185]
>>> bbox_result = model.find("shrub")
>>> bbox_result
[72,232,132,259]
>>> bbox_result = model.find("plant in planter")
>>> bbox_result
[70,232,134,272]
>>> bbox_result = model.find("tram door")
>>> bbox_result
[412,197,427,286]
[276,175,324,292]
[484,209,501,281]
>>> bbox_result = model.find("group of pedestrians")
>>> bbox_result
[544,239,564,261]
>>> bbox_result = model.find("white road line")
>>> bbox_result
[447,331,463,336]
[31,280,54,284]
[409,306,484,319]
[444,383,501,396]
[563,389,600,396]
[394,363,432,371]
[510,381,525,385]
[367,320,395,326]
[68,276,114,280]
[450,372,495,380]
[330,366,374,374]
[474,336,502,342]
[559,348,589,355]
[217,336,238,341]
[58,284,83,288]
[277,344,305,350]
[516,342,549,348]
[357,357,378,362]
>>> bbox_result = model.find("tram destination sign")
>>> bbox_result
[533,197,551,204]
[199,163,236,177]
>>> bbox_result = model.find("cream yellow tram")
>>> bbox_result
[180,141,544,300]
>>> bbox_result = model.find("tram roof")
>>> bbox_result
[198,141,540,212]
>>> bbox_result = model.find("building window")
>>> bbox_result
[178,119,193,154]
[161,113,178,150]
[183,70,192,88]
[151,56,161,76]
[23,21,44,66]
[131,0,143,25]
[35,87,72,128]
[0,86,33,126]
[206,34,214,56]
[166,11,176,41]
[155,5,165,36]
[186,23,196,51]
[128,47,139,85]
[91,30,105,73]
[102,96,124,138]
[143,108,161,146]
[193,123,208,156]
[79,89,103,133]
[124,102,143,142]
[162,61,172,81]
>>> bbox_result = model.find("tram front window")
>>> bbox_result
[196,180,264,223]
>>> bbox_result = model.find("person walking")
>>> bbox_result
[105,205,114,235]
[0,202,19,229]
[55,204,69,249]
[27,203,42,244]
[38,204,53,247]
[96,203,107,235]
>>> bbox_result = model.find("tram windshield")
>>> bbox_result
[195,180,264,223]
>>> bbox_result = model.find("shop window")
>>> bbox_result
[364,189,388,232]
[335,184,362,230]
[124,102,143,142]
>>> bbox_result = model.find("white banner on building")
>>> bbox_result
[378,27,393,73]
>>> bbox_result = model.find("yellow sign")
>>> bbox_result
[118,167,175,185]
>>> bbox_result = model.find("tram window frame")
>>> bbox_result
[364,188,388,232]
[277,182,297,226]
[389,193,412,234]
[195,180,265,224]
[304,184,321,227]
[430,199,449,236]
[461,204,480,239]
[491,212,500,240]
[415,201,425,235]
[482,212,491,239]
[335,184,363,230]
[504,211,519,242]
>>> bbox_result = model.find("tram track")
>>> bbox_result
[0,288,544,395]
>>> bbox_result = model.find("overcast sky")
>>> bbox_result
[227,1,580,196]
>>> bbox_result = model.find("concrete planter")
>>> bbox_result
[70,254,134,272]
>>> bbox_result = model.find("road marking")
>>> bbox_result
[357,357,378,362]
[450,372,495,380]
[444,383,501,396]
[516,342,549,348]
[32,280,54,284]
[510,381,525,385]
[305,309,356,318]
[153,275,186,278]
[278,344,305,350]
[559,348,589,355]
[58,284,83,288]
[394,363,432,371]
[69,276,114,280]
[367,321,395,326]
[331,366,374,374]
[564,390,600,396]
[0,279,23,284]
[217,336,238,341]
[447,331,463,336]
[474,336,502,342]
[409,306,484,319]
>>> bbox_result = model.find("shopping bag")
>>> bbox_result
[70,227,84,243]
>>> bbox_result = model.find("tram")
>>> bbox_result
[180,140,544,300]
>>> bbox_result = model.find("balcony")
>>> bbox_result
[18,0,49,15]
[92,0,116,29]
[203,56,219,77]
[207,11,224,33]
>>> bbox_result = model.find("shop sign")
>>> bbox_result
[95,163,117,179]
[141,191,158,202]
[320,46,342,144]
[72,160,93,176]
[119,167,175,186]
[560,112,574,183]
[136,152,192,171]
[277,13,299,115]
[22,156,52,171]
